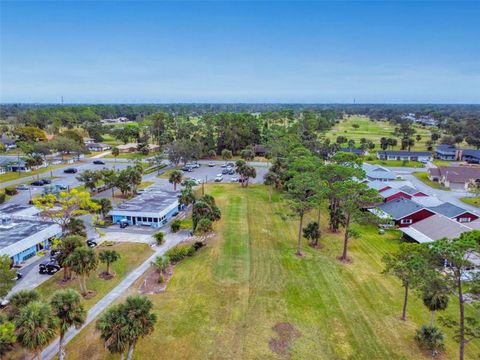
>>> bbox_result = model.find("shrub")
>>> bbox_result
[195,218,213,234]
[165,244,196,263]
[193,241,204,250]
[4,187,17,196]
[415,325,445,357]
[171,220,181,233]
[153,232,165,245]
[0,192,6,204]
[158,273,164,283]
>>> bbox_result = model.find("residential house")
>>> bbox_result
[362,163,398,181]
[435,144,458,161]
[365,180,392,193]
[460,149,480,164]
[87,143,111,152]
[340,148,365,156]
[378,185,428,203]
[427,202,478,223]
[370,197,435,227]
[428,166,480,191]
[376,150,432,162]
[254,145,267,157]
[117,143,160,154]
[83,138,95,145]
[0,134,16,150]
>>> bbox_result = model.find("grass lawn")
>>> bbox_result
[432,160,460,167]
[157,167,178,179]
[460,197,480,208]
[364,159,425,168]
[0,163,75,185]
[138,180,155,189]
[104,152,148,160]
[100,134,122,147]
[413,171,450,190]
[326,115,435,152]
[35,242,154,311]
[63,184,479,360]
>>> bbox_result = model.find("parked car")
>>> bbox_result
[15,271,22,281]
[227,168,235,175]
[93,160,105,165]
[64,168,78,174]
[226,162,235,168]
[214,174,223,182]
[42,178,52,184]
[208,162,215,167]
[16,184,29,190]
[56,184,68,190]
[186,162,200,168]
[230,177,239,182]
[181,166,193,172]
[86,239,97,248]
[221,168,229,175]
[50,249,61,259]
[119,219,129,229]
[221,163,227,168]
[31,180,45,186]
[193,178,202,185]
[39,260,61,275]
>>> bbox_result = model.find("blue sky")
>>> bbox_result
[1,1,479,103]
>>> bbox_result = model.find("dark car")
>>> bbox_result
[86,239,97,248]
[221,168,229,175]
[50,249,61,258]
[15,271,22,281]
[39,260,61,275]
[64,168,78,174]
[31,180,45,186]
[93,160,105,165]
[181,166,193,172]
[227,169,235,175]
[119,219,129,229]
[42,178,52,184]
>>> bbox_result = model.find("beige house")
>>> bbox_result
[428,166,480,191]
[117,143,160,154]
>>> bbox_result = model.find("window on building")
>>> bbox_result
[148,217,153,223]
[127,216,131,221]
[459,217,471,223]
[142,217,147,222]
[153,218,158,223]
[400,219,412,225]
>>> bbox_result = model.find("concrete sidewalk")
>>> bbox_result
[41,229,190,360]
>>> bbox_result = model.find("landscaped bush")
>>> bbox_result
[171,219,182,233]
[195,218,213,234]
[165,243,199,263]
[153,231,165,245]
[0,192,5,204]
[415,325,445,357]
[193,241,204,250]
[4,187,18,196]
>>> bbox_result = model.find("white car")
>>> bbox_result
[208,162,215,167]
[230,177,239,182]
[214,174,223,182]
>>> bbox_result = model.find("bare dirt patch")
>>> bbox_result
[269,322,302,359]
[98,271,116,280]
[82,290,97,299]
[139,266,174,295]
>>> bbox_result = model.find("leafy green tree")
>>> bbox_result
[334,180,380,261]
[303,221,321,247]
[65,218,87,237]
[96,296,157,360]
[99,250,120,276]
[111,146,120,167]
[50,289,86,360]
[415,325,445,358]
[65,247,98,295]
[168,169,183,191]
[76,169,103,193]
[240,148,255,161]
[152,256,170,283]
[101,168,118,198]
[0,320,16,357]
[286,172,318,256]
[207,149,216,159]
[92,198,112,219]
[7,289,40,320]
[179,187,196,207]
[153,231,165,245]
[263,171,280,202]
[221,149,232,160]
[430,231,480,360]
[15,301,57,360]
[383,243,431,321]
[236,161,256,187]
[192,195,221,230]
[0,255,16,299]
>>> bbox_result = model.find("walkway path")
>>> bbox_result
[41,229,189,360]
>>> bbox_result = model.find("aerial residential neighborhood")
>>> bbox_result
[1,1,479,360]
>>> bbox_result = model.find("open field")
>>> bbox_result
[0,163,73,185]
[35,242,153,311]
[326,115,435,152]
[62,184,479,360]
[413,171,450,190]
[364,159,425,168]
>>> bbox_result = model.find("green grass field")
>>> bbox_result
[460,197,480,208]
[326,115,435,152]
[62,185,479,360]
[413,171,450,190]
[364,159,425,168]
[0,163,74,185]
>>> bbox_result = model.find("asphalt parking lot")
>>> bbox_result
[178,162,269,184]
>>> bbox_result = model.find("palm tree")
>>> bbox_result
[111,147,120,168]
[179,187,196,207]
[8,289,40,320]
[65,218,87,238]
[96,296,157,360]
[99,250,120,276]
[56,235,86,281]
[15,301,57,360]
[65,247,98,295]
[422,277,450,326]
[50,289,86,360]
[93,198,113,219]
[168,169,183,190]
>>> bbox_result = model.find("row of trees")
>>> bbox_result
[1,285,155,360]
[383,233,480,359]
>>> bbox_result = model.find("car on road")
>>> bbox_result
[181,166,193,172]
[64,168,78,174]
[230,177,239,182]
[39,259,61,275]
[208,162,215,167]
[86,239,98,248]
[15,271,22,280]
[93,160,105,165]
[16,184,29,190]
[214,174,223,182]
[31,180,46,186]
[186,162,200,168]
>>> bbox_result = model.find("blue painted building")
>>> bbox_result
[110,186,182,228]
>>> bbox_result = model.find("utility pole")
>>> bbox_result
[61,96,64,105]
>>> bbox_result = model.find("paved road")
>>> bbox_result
[42,229,190,360]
